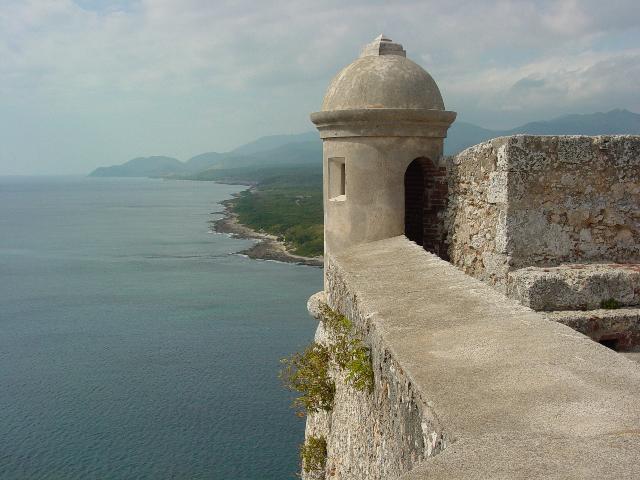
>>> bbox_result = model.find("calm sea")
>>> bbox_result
[0,176,322,479]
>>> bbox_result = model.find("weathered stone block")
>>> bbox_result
[446,135,640,288]
[506,263,640,311]
[546,307,640,351]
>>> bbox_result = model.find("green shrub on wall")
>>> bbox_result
[280,343,335,413]
[319,304,374,394]
[279,304,374,418]
[319,304,352,336]
[343,341,374,393]
[300,435,327,474]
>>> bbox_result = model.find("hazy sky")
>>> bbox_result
[1,0,639,175]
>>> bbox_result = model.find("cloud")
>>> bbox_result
[2,0,637,95]
[510,77,547,92]
[443,48,640,122]
[1,0,639,172]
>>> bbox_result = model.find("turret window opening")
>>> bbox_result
[329,157,346,201]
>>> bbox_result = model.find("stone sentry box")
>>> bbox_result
[310,35,456,267]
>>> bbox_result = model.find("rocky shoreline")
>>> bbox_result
[211,196,323,268]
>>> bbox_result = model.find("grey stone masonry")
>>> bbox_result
[360,34,406,57]
[310,236,640,480]
[446,135,640,290]
[506,263,640,311]
[546,307,640,351]
[306,35,640,480]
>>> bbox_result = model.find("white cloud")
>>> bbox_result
[442,48,640,124]
[2,0,634,94]
[0,0,639,173]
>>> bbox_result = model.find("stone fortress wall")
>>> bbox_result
[444,139,510,286]
[302,35,640,480]
[445,135,640,349]
[446,135,640,288]
[305,237,640,480]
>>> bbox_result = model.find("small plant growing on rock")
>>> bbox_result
[344,341,374,393]
[601,298,621,309]
[319,303,374,393]
[300,435,327,474]
[280,304,374,419]
[319,303,352,335]
[280,343,335,413]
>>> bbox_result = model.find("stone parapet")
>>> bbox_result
[307,235,640,479]
[445,139,509,288]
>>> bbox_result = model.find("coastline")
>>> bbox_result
[212,193,323,268]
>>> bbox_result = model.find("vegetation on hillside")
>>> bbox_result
[233,188,323,257]
[211,165,323,257]
[187,164,319,185]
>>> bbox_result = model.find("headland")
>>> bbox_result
[212,192,323,267]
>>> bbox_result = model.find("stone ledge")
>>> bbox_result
[310,108,456,138]
[399,433,640,480]
[623,352,640,364]
[507,263,640,311]
[545,307,640,351]
[324,236,640,479]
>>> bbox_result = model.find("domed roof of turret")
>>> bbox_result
[321,35,445,111]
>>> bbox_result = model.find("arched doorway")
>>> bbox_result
[404,160,425,246]
[404,158,448,258]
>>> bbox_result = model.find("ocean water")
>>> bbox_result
[0,176,322,479]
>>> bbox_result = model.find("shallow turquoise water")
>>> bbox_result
[0,176,322,479]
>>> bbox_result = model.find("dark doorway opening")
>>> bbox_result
[404,160,425,246]
[404,158,448,258]
[598,338,620,351]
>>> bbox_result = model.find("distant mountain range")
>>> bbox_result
[89,155,186,178]
[445,109,640,155]
[89,132,320,178]
[89,109,640,178]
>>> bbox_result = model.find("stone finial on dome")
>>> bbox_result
[360,34,406,58]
